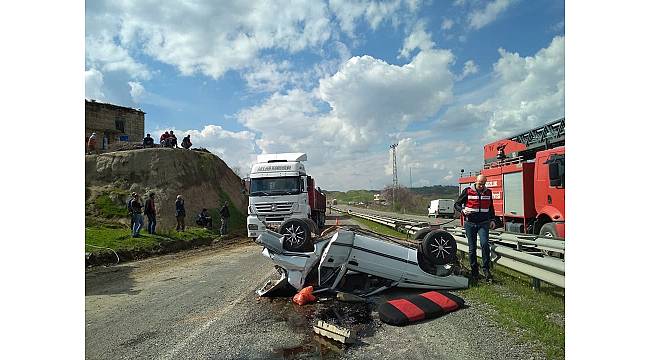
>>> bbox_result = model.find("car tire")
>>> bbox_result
[280,218,312,252]
[420,230,457,265]
[413,228,433,241]
[539,222,559,238]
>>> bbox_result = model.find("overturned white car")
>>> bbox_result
[255,224,468,297]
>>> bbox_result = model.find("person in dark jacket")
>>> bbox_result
[181,135,192,149]
[454,174,495,281]
[131,193,144,237]
[144,192,157,234]
[196,208,213,229]
[175,195,186,231]
[142,134,155,148]
[219,201,230,236]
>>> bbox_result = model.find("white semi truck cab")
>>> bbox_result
[246,153,326,238]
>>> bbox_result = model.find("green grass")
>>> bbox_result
[95,194,128,218]
[85,224,217,254]
[349,215,565,359]
[458,260,565,359]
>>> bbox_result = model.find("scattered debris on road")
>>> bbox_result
[313,320,357,343]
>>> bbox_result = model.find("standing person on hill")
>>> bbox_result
[127,192,136,230]
[131,193,144,238]
[219,201,230,236]
[181,135,192,149]
[87,132,99,154]
[144,192,157,234]
[175,195,186,231]
[454,174,495,282]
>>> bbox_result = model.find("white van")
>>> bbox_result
[428,199,455,218]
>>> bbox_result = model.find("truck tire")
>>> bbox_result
[413,228,433,241]
[540,223,559,238]
[280,218,312,252]
[305,218,318,235]
[419,230,457,265]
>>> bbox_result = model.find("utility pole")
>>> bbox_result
[409,167,412,189]
[390,143,398,210]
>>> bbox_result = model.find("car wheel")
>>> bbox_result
[539,222,559,238]
[280,218,312,252]
[421,230,457,265]
[413,228,432,241]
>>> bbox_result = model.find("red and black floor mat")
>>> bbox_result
[378,291,464,326]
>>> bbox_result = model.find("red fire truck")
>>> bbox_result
[458,118,565,239]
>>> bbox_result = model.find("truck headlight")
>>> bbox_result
[248,224,259,230]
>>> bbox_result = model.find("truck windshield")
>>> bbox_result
[250,177,301,196]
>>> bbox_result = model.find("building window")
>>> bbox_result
[115,119,125,133]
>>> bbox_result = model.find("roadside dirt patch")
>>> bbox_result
[86,235,250,267]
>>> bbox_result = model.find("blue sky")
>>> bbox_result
[85,0,565,191]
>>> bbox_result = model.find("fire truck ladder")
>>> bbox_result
[510,118,565,160]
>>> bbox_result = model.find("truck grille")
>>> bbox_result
[254,202,293,214]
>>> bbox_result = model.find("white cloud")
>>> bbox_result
[399,21,434,59]
[441,18,454,30]
[329,0,419,37]
[440,36,565,142]
[243,60,294,93]
[85,68,105,101]
[234,48,456,189]
[85,34,151,80]
[128,81,145,102]
[456,59,479,80]
[318,51,454,146]
[128,81,184,110]
[468,0,516,30]
[87,1,332,80]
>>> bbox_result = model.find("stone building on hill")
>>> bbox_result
[85,99,145,151]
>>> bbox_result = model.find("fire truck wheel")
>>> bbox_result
[413,228,432,241]
[540,223,559,238]
[420,230,458,265]
[280,218,312,252]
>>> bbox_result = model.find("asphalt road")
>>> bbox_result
[86,233,543,359]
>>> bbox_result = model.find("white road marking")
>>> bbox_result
[158,268,276,360]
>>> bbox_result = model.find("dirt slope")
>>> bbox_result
[85,148,247,230]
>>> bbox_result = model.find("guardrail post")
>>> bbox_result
[531,277,541,291]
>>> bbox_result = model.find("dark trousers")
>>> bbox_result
[176,215,185,231]
[146,214,156,234]
[465,221,491,275]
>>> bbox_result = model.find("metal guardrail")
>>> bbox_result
[334,207,565,289]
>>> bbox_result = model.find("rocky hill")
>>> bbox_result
[85,148,247,231]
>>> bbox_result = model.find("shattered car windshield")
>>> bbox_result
[250,176,301,196]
